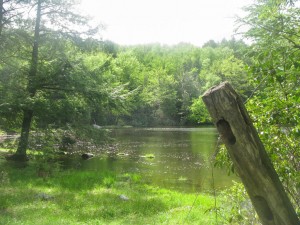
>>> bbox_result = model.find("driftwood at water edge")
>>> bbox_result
[202,82,300,225]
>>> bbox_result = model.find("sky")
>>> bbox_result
[79,0,253,46]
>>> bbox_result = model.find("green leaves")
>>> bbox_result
[239,0,300,212]
[188,98,210,124]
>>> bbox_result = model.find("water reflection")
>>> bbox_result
[78,127,235,193]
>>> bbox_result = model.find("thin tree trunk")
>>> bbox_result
[0,0,3,37]
[12,110,33,161]
[13,0,42,160]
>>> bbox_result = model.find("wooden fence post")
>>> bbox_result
[202,82,300,225]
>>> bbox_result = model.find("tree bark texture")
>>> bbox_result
[15,0,42,158]
[0,0,3,37]
[14,109,33,161]
[202,82,299,225]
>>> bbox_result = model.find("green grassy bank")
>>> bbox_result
[0,150,218,225]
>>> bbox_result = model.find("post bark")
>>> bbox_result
[202,82,300,225]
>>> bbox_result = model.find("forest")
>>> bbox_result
[0,0,299,224]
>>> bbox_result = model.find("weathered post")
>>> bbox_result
[202,82,300,225]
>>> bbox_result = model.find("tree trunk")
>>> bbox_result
[11,110,33,161]
[202,82,300,225]
[13,0,42,161]
[0,0,3,37]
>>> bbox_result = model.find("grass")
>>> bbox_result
[0,150,219,225]
[141,153,155,159]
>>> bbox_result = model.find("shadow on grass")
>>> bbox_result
[66,191,169,223]
[0,161,172,224]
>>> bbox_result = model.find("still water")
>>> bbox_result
[78,127,234,193]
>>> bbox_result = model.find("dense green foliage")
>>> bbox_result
[0,1,251,135]
[0,0,248,167]
[0,0,299,223]
[0,40,250,129]
[242,0,300,213]
[214,0,300,221]
[212,0,300,221]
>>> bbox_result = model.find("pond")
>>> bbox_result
[74,127,235,193]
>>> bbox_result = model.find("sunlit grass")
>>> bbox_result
[0,148,43,156]
[0,148,13,153]
[0,156,218,224]
[141,153,155,159]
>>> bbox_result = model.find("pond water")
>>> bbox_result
[73,127,235,193]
